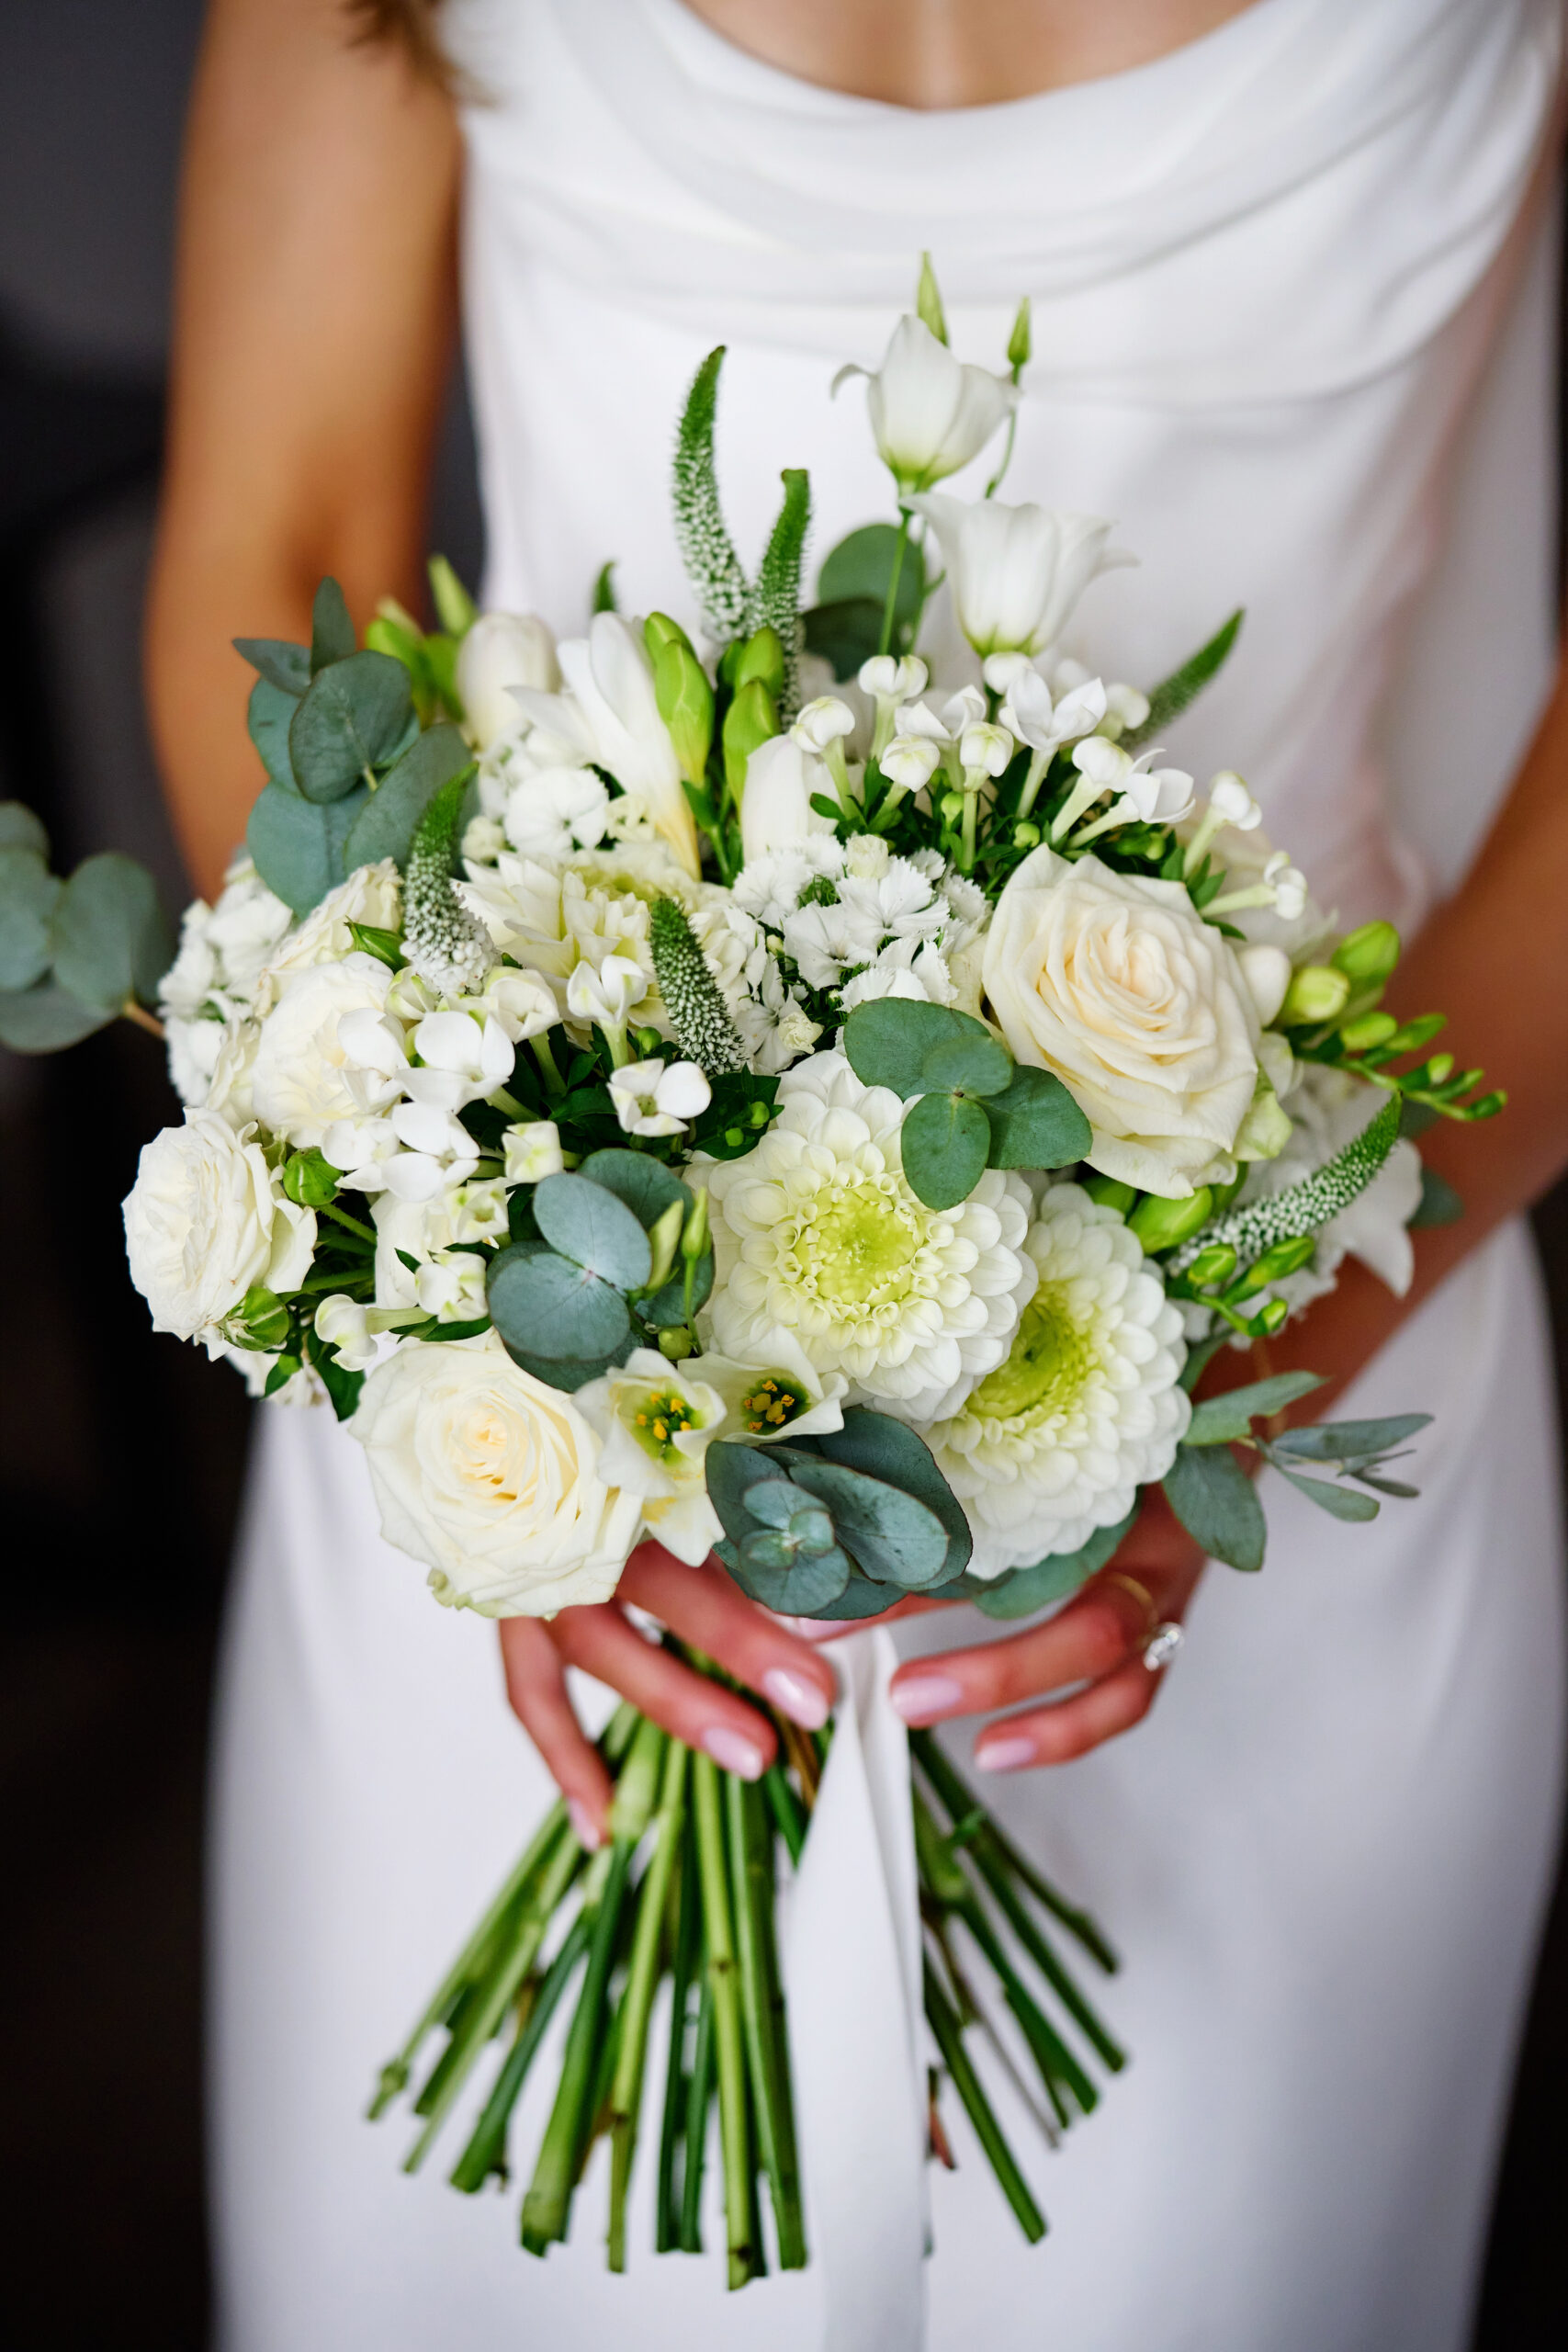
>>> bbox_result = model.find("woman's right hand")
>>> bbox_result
[497,1542,836,1848]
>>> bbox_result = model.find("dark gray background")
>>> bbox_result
[0,5,1561,2344]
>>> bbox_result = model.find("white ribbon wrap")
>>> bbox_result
[785,1627,929,2352]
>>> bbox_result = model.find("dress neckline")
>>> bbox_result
[645,0,1288,125]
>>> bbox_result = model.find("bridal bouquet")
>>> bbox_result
[0,259,1499,2285]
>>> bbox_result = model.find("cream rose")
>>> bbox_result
[982,845,1260,1199]
[256,861,402,1000]
[122,1110,316,1343]
[351,1331,642,1615]
[249,952,399,1148]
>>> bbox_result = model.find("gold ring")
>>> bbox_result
[1101,1572,1159,1647]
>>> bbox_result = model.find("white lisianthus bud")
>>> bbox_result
[566,952,645,1033]
[314,1294,380,1372]
[791,695,856,753]
[910,492,1133,658]
[960,721,1013,783]
[880,734,942,793]
[502,1119,565,1184]
[859,654,929,703]
[833,316,1013,494]
[739,734,836,863]
[608,1057,712,1138]
[457,611,561,750]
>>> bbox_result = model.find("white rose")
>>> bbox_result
[123,1109,316,1343]
[351,1331,641,1615]
[983,845,1260,1199]
[257,861,402,997]
[250,952,398,1148]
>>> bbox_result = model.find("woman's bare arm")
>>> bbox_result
[147,0,460,899]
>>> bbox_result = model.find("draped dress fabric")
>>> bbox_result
[210,2,1568,2346]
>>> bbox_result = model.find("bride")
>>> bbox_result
[148,2,1568,2346]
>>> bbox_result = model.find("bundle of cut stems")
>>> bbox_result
[370,1663,1124,2278]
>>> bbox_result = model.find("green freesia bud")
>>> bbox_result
[644,611,694,662]
[732,624,785,700]
[1280,964,1351,1025]
[643,1198,686,1294]
[1230,1233,1316,1299]
[722,677,779,806]
[1185,1242,1237,1287]
[1332,920,1401,983]
[1340,1010,1399,1053]
[1128,1185,1213,1253]
[1006,295,1032,375]
[427,554,478,639]
[1256,1297,1290,1335]
[652,637,715,788]
[916,251,949,345]
[1081,1174,1137,1216]
[282,1147,341,1208]
[682,1185,710,1262]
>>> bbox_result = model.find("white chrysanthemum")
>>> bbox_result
[921,1182,1190,1577]
[704,1049,1036,1422]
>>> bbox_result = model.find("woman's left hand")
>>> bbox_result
[881,1487,1205,1770]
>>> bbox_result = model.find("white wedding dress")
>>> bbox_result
[210,3,1568,2346]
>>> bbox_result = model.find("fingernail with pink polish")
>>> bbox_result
[888,1673,964,1726]
[761,1668,830,1731]
[568,1798,604,1849]
[976,1734,1035,1774]
[703,1726,766,1780]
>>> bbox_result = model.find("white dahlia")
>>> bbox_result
[921,1183,1190,1577]
[704,1049,1035,1423]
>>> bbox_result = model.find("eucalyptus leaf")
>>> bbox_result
[801,598,886,684]
[971,1505,1139,1622]
[343,723,473,871]
[310,576,357,673]
[818,524,925,628]
[0,804,49,856]
[1183,1371,1325,1447]
[51,854,172,1012]
[507,1341,632,1392]
[816,1409,972,1577]
[1163,1442,1267,1571]
[844,997,1011,1100]
[787,1458,952,1587]
[981,1063,1093,1170]
[717,1534,852,1615]
[1409,1165,1463,1228]
[234,637,310,696]
[900,1090,990,1211]
[1269,1412,1431,1464]
[486,1240,632,1364]
[795,1566,908,1621]
[246,781,371,918]
[641,1250,714,1329]
[705,1440,786,1541]
[1277,1468,1381,1521]
[247,676,302,793]
[0,978,113,1053]
[0,848,62,990]
[288,650,414,802]
[577,1148,691,1228]
[532,1173,652,1290]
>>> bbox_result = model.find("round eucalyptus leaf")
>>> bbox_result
[503,1340,631,1392]
[0,804,49,857]
[0,978,113,1054]
[288,650,414,802]
[900,1089,990,1211]
[818,524,926,627]
[0,848,62,991]
[799,1566,906,1622]
[739,1477,799,1531]
[51,854,173,1013]
[342,723,472,872]
[816,1407,972,1577]
[310,577,357,673]
[247,677,303,794]
[234,638,310,696]
[247,781,371,919]
[981,1064,1093,1170]
[534,1172,652,1290]
[577,1148,690,1229]
[787,1457,952,1587]
[487,1241,631,1363]
[844,997,1010,1100]
[722,1535,852,1615]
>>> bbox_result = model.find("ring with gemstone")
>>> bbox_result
[1143,1621,1185,1672]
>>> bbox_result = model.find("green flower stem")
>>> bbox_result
[956,1827,1123,2076]
[924,1958,1046,2243]
[486,1084,527,1118]
[531,1033,566,1097]
[608,1739,690,2271]
[448,1908,592,2193]
[693,1751,755,2288]
[877,508,912,658]
[404,1821,587,2171]
[368,1801,569,2119]
[679,1977,716,2253]
[657,1812,704,2252]
[960,790,979,871]
[761,1759,807,1865]
[729,1773,807,2269]
[520,1838,633,2252]
[320,1199,378,1246]
[911,1731,1117,1973]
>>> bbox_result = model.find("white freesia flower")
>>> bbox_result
[503,1120,565,1184]
[834,315,1013,494]
[739,734,838,863]
[574,1350,730,1566]
[352,1331,641,1615]
[513,613,700,878]
[705,1049,1037,1422]
[910,492,1131,658]
[123,1111,316,1345]
[457,610,560,750]
[250,953,400,1148]
[983,845,1261,1198]
[458,857,662,1033]
[921,1184,1190,1575]
[608,1057,711,1137]
[503,765,611,862]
